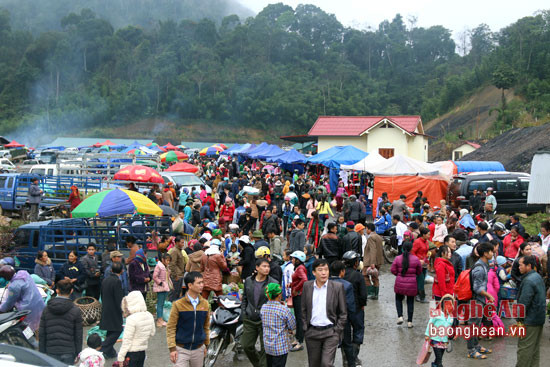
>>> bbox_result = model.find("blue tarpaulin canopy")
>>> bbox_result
[307,146,368,168]
[249,145,285,160]
[221,144,242,155]
[453,161,505,173]
[228,143,253,155]
[240,142,269,156]
[267,149,307,164]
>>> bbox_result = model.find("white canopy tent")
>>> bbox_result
[340,152,387,171]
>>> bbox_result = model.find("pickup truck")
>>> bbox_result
[12,217,176,271]
[0,173,103,217]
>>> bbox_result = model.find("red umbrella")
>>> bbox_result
[165,162,199,173]
[93,139,116,147]
[163,142,179,151]
[113,165,164,183]
[5,140,25,148]
[218,144,228,150]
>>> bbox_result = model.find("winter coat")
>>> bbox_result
[432,258,455,298]
[516,270,546,326]
[76,348,105,367]
[59,260,87,289]
[185,250,204,272]
[34,258,55,286]
[168,246,187,280]
[242,274,278,321]
[128,257,150,293]
[117,291,156,362]
[200,252,227,292]
[219,204,235,222]
[391,253,422,297]
[39,296,83,357]
[487,267,500,302]
[342,231,362,257]
[412,237,429,263]
[0,270,45,331]
[450,251,463,281]
[503,234,524,258]
[240,243,256,280]
[291,264,308,297]
[347,201,362,222]
[28,183,42,204]
[318,233,341,259]
[81,254,101,286]
[363,232,384,267]
[432,224,448,243]
[153,261,171,293]
[99,274,124,332]
[289,228,306,252]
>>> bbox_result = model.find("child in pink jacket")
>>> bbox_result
[153,253,171,327]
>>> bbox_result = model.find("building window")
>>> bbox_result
[379,148,394,159]
[453,151,463,160]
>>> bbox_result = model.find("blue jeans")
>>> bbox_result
[156,291,167,319]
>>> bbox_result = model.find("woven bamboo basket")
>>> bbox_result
[74,296,102,326]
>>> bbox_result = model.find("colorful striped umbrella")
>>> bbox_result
[113,165,164,183]
[72,188,163,218]
[160,151,188,162]
[199,146,224,156]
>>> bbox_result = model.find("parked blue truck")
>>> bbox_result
[0,173,104,218]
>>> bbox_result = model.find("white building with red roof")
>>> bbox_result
[451,141,481,160]
[307,115,430,162]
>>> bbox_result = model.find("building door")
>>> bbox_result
[454,151,463,160]
[379,148,394,159]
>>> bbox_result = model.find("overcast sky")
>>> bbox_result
[238,0,548,36]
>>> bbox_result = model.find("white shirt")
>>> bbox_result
[187,293,199,310]
[311,281,332,327]
[395,221,408,246]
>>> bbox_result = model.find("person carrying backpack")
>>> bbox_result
[456,242,494,360]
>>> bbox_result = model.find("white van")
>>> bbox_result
[29,164,81,176]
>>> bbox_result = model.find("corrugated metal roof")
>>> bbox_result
[308,116,421,136]
[528,152,550,204]
[44,137,153,147]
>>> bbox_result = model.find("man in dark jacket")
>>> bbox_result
[261,209,278,237]
[342,251,367,364]
[516,255,546,366]
[81,243,101,300]
[318,223,342,264]
[342,221,362,257]
[445,235,462,281]
[27,177,43,222]
[191,203,202,227]
[99,262,124,359]
[347,195,363,223]
[239,236,256,280]
[39,279,83,364]
[469,189,483,214]
[412,191,423,214]
[241,259,277,367]
[505,215,526,239]
[289,219,306,252]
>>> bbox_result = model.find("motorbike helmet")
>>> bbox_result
[290,251,306,263]
[342,251,360,265]
[255,246,271,258]
[0,257,15,267]
[493,222,506,232]
[0,265,15,281]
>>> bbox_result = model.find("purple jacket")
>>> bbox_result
[128,258,150,293]
[391,254,422,297]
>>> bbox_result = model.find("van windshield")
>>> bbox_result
[169,175,203,186]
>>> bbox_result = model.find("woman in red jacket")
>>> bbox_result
[412,227,430,303]
[503,227,524,258]
[218,197,235,233]
[432,245,455,301]
[289,251,308,352]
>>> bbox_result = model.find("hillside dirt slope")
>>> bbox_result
[458,124,550,172]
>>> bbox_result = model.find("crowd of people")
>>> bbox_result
[0,155,548,367]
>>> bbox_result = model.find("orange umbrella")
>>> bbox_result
[113,165,164,183]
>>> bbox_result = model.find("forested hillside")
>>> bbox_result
[0,3,549,144]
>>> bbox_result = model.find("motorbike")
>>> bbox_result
[382,226,398,264]
[203,295,243,367]
[0,310,38,349]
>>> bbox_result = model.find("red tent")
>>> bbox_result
[163,142,179,151]
[164,162,199,173]
[93,139,116,147]
[4,140,25,148]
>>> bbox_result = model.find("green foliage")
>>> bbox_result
[0,3,549,142]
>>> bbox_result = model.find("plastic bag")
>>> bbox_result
[416,340,432,365]
[162,301,172,322]
[424,275,434,284]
